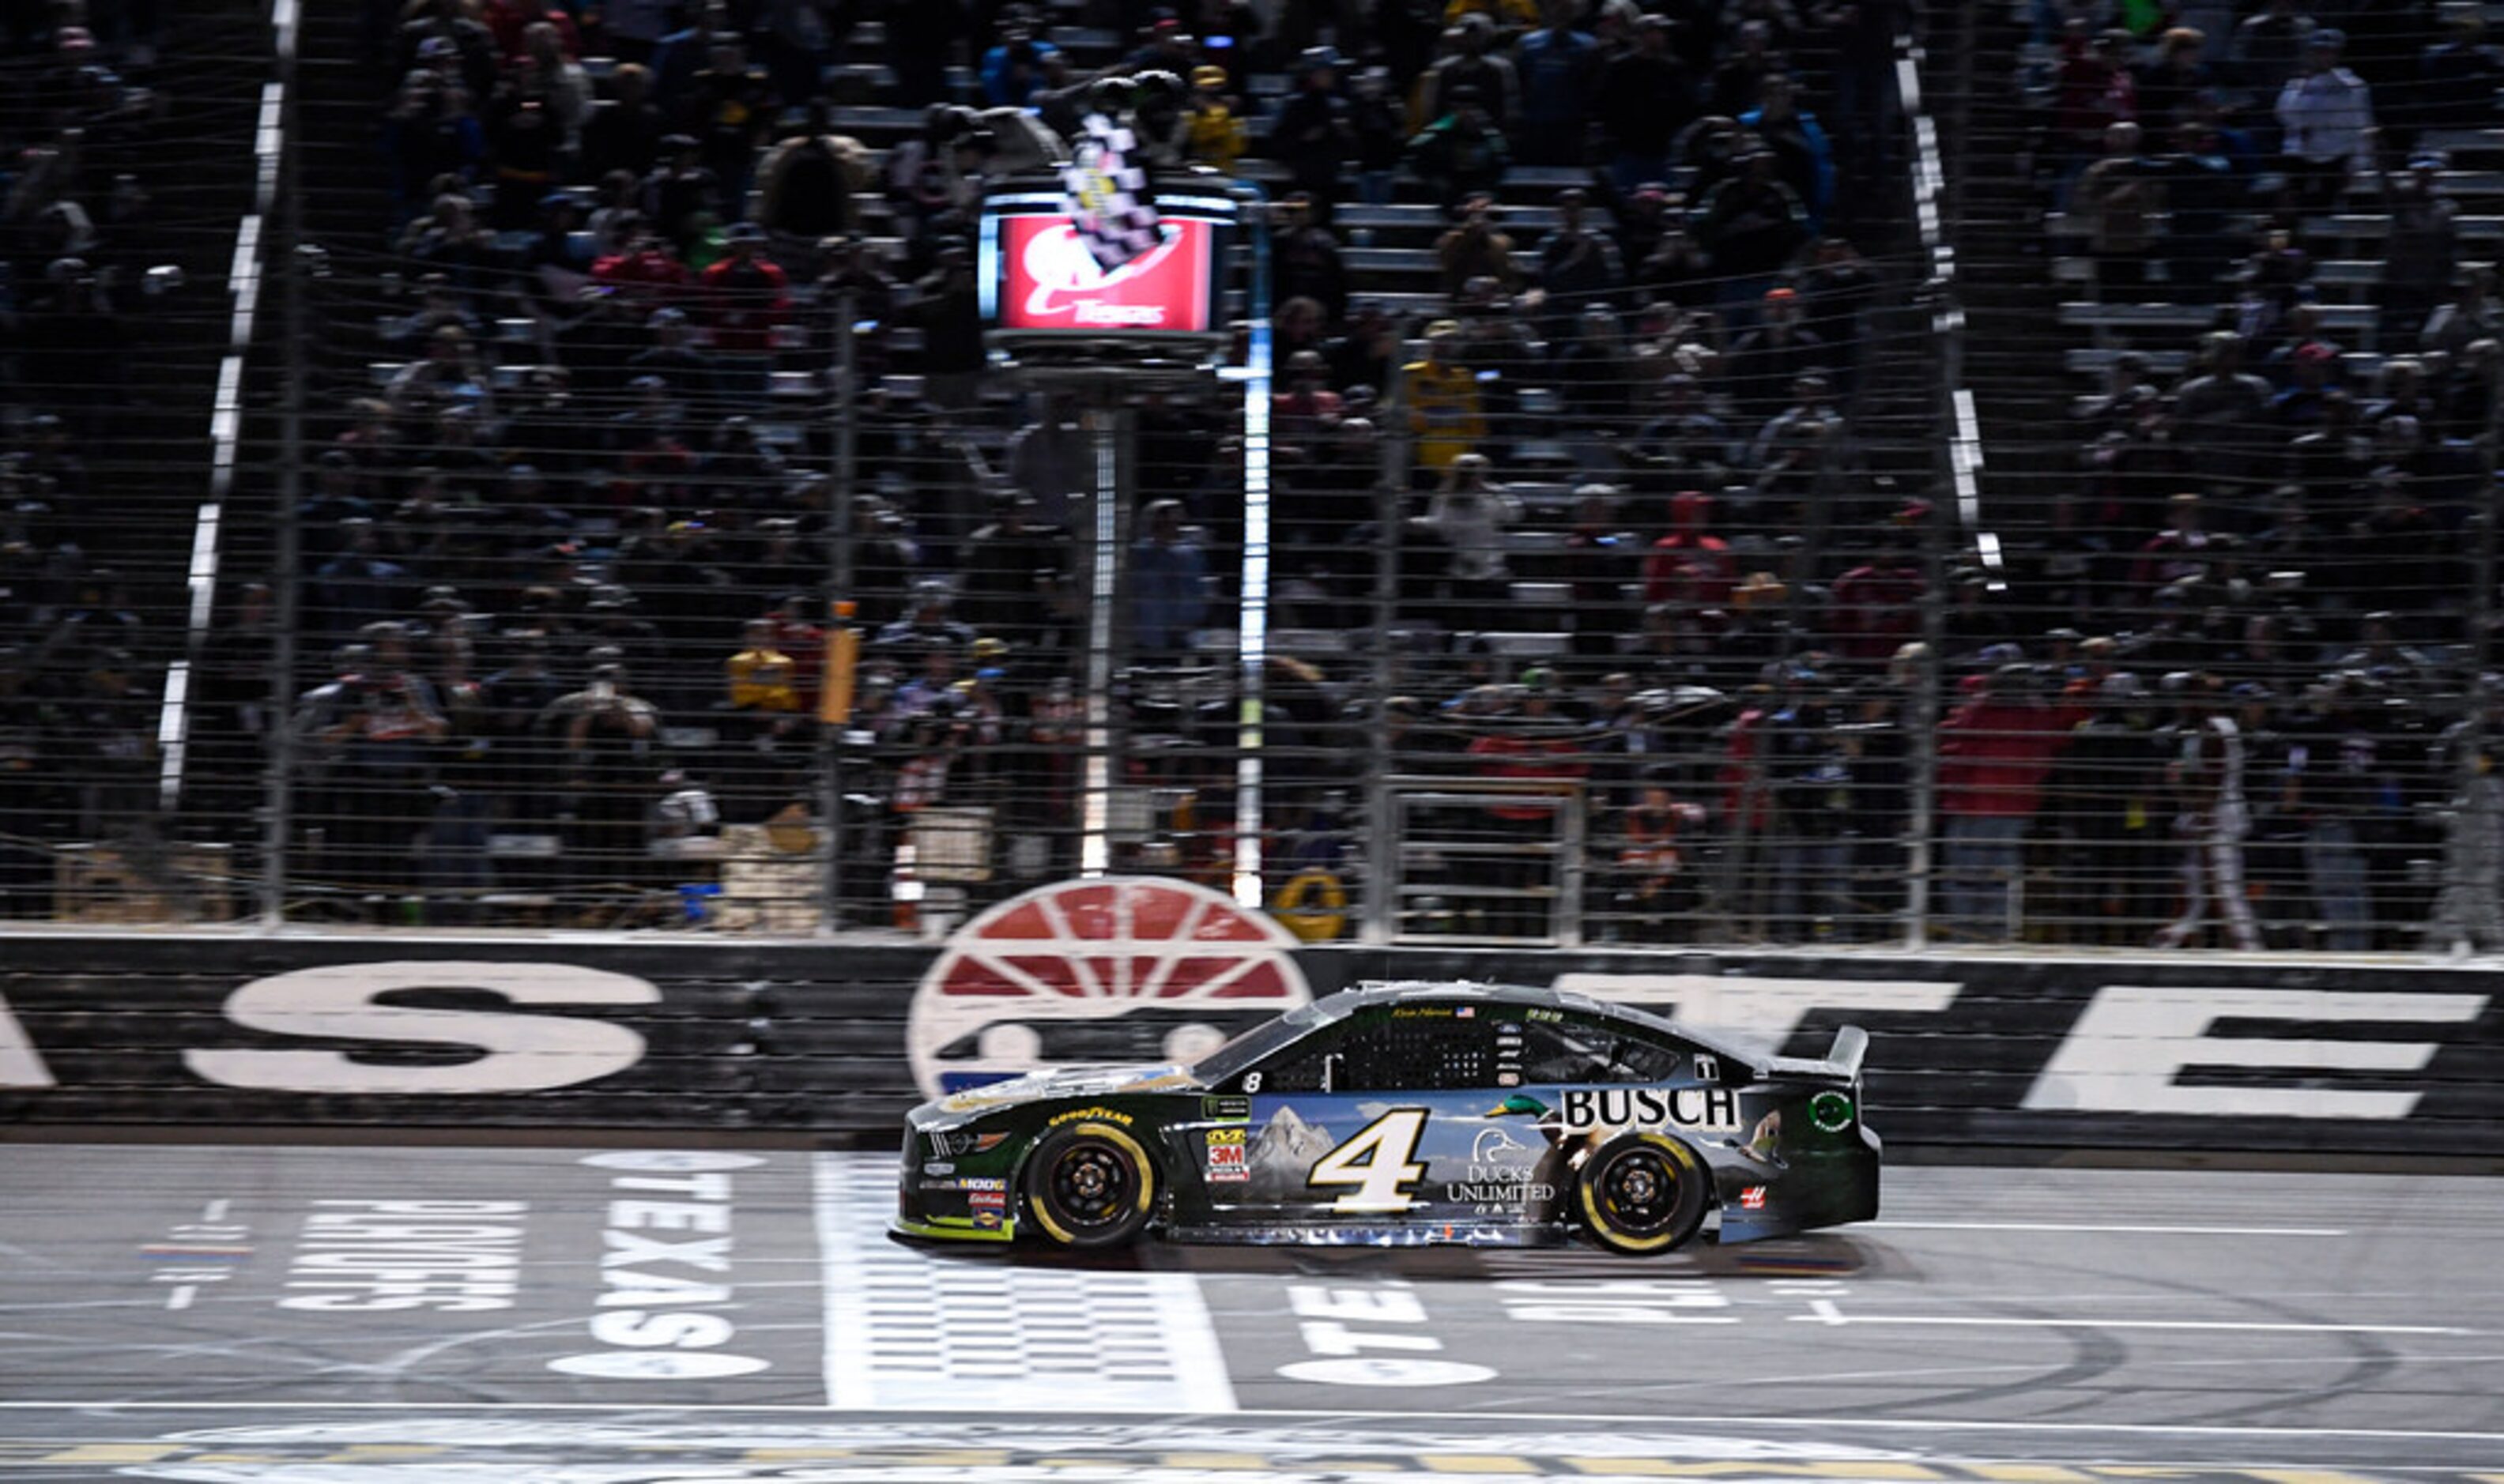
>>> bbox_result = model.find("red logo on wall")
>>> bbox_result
[908,877,1311,1097]
[1000,217,1215,333]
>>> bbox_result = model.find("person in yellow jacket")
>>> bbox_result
[1182,65,1247,173]
[1443,0,1540,40]
[1403,318,1487,482]
[726,618,801,711]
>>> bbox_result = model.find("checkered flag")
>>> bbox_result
[1062,111,1163,273]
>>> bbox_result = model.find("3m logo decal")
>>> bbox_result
[1205,1126,1248,1182]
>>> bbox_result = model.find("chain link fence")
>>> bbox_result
[5,0,2498,951]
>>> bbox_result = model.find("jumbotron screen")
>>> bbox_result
[979,186,1238,339]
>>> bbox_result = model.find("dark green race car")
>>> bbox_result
[895,980,1878,1253]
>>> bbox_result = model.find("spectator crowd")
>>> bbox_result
[1980,0,2504,950]
[2,2,195,915]
[6,0,2502,951]
[224,0,1929,932]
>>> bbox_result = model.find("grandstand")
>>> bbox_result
[2,0,2497,951]
[1,0,288,922]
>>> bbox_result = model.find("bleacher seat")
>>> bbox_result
[2063,346,2385,379]
[2060,302,2376,333]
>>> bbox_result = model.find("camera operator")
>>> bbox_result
[295,621,449,914]
[542,649,662,902]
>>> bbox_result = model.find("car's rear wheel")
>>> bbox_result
[1023,1123,1157,1249]
[1576,1132,1709,1255]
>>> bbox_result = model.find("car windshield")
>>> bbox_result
[1188,1000,1332,1083]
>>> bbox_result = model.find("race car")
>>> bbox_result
[894,980,1877,1253]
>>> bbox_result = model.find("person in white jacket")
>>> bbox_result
[1417,452,1525,624]
[2274,28,2375,211]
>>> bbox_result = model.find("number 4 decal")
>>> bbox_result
[1309,1108,1430,1213]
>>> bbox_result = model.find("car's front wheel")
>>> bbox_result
[1576,1132,1709,1255]
[1023,1123,1157,1249]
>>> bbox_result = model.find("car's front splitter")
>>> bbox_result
[891,1215,1019,1244]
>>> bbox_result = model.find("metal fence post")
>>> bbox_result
[1361,350,1410,942]
[818,295,858,932]
[1895,17,1973,953]
[1903,465,1948,951]
[258,66,307,931]
[1077,397,1124,876]
[1232,185,1273,911]
[2432,344,2504,952]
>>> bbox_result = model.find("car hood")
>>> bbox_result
[912,1063,1203,1127]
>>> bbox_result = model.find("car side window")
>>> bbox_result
[1258,1008,1495,1094]
[1254,1023,1346,1093]
[1510,1015,1686,1083]
[1605,1026,1689,1083]
[1335,1009,1495,1092]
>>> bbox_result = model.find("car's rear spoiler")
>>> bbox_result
[1759,1024,1867,1083]
[1823,1026,1868,1081]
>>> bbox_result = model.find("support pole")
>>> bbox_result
[1362,351,1411,942]
[819,295,858,931]
[258,0,304,929]
[1231,188,1274,910]
[1080,399,1122,876]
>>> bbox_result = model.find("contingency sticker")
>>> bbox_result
[1205,1127,1249,1182]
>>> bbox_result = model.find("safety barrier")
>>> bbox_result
[4,888,2495,1156]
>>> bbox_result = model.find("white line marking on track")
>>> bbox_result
[1535,1350,2504,1412]
[2,1403,2499,1444]
[1778,1314,2472,1335]
[1865,1222,2349,1236]
[161,1286,196,1312]
[199,1200,228,1223]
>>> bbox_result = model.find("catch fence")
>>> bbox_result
[6,4,2502,955]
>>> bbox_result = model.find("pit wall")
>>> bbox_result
[3,936,2497,1157]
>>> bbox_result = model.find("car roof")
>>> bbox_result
[1319,979,1763,1068]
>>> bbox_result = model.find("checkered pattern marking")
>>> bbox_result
[813,1153,1235,1411]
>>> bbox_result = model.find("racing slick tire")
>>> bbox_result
[1575,1131,1710,1255]
[1023,1123,1159,1249]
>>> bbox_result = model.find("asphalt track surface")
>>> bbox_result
[1,1145,2499,1483]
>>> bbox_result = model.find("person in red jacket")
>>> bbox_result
[1641,490,1736,611]
[1937,663,2080,940]
[1464,678,1590,936]
[590,219,691,309]
[702,221,792,404]
[1829,526,1926,663]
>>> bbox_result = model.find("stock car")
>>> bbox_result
[894,981,1878,1253]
